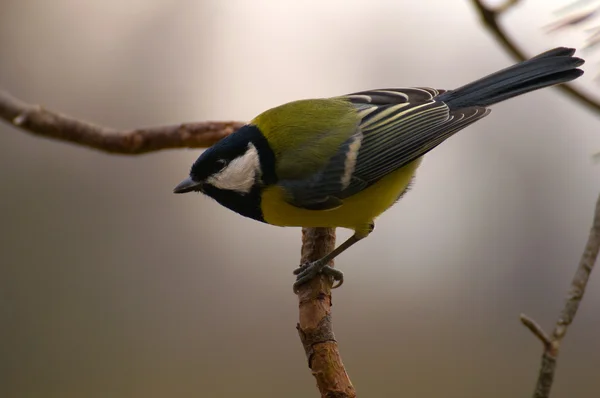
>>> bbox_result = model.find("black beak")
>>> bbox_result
[173,177,202,194]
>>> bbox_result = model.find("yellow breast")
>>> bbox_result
[261,158,422,235]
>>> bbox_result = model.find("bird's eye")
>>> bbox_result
[216,159,228,171]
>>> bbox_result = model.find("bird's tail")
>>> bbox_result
[436,47,584,108]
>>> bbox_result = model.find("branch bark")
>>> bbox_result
[0,89,353,396]
[0,90,242,154]
[297,227,355,398]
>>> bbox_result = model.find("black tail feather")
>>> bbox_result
[437,47,584,109]
[530,47,576,59]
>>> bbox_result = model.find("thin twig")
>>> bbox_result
[297,227,356,398]
[519,192,600,398]
[519,314,552,347]
[0,89,353,396]
[0,90,242,154]
[554,193,600,336]
[471,0,600,114]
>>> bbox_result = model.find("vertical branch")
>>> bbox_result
[296,227,356,398]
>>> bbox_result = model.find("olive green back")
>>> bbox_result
[251,98,360,180]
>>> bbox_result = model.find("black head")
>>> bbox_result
[173,125,276,222]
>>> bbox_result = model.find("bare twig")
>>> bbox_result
[471,0,600,114]
[297,227,355,398]
[0,89,353,396]
[519,192,600,398]
[519,314,552,347]
[0,90,242,154]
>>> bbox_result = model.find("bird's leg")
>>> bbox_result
[293,223,373,293]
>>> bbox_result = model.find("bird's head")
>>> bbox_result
[173,124,276,222]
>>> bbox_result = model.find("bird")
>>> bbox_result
[173,47,584,293]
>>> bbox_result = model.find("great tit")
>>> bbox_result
[174,47,584,292]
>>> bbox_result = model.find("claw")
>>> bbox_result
[329,267,344,289]
[292,260,344,293]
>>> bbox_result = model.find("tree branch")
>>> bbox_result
[0,90,242,154]
[0,89,353,396]
[297,227,355,398]
[470,0,600,114]
[519,192,600,398]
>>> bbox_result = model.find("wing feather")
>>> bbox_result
[279,88,490,209]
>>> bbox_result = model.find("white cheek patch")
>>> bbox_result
[207,143,261,194]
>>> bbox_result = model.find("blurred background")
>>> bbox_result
[1,0,599,397]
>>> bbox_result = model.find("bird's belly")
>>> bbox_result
[261,158,422,233]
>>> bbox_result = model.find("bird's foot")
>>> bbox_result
[292,260,344,293]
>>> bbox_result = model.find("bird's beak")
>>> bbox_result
[173,177,202,194]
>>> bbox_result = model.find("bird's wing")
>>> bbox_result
[279,88,491,210]
[252,98,362,182]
